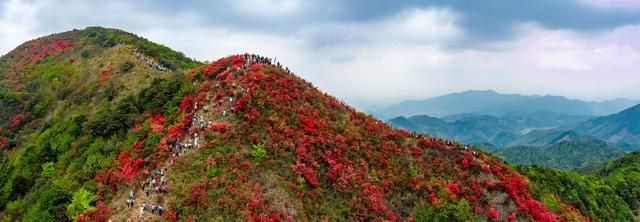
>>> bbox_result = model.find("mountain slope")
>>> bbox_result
[494,139,626,170]
[572,104,640,150]
[0,27,201,221]
[518,165,635,221]
[588,150,640,216]
[113,55,577,221]
[374,90,636,120]
[0,28,586,221]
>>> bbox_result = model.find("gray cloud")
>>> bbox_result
[1,0,640,110]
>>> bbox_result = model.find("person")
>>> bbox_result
[145,186,150,197]
[139,205,145,217]
[129,190,134,200]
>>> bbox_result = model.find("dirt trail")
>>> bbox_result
[109,73,244,221]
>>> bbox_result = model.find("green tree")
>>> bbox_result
[41,162,55,178]
[66,188,96,221]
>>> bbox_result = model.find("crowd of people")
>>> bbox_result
[244,53,293,75]
[137,201,164,218]
[134,48,171,72]
[123,53,295,221]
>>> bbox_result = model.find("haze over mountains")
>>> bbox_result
[375,90,638,120]
[384,90,640,170]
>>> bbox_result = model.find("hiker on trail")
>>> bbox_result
[222,110,226,117]
[464,145,468,151]
[129,190,134,199]
[140,202,146,217]
[145,186,150,197]
[161,184,168,193]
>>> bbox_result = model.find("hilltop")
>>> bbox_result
[0,27,589,221]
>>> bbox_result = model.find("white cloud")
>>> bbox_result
[230,0,302,17]
[0,0,41,55]
[577,0,640,9]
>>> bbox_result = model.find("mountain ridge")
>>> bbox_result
[374,90,638,120]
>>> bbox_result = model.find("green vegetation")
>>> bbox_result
[81,27,200,70]
[66,188,96,221]
[589,150,640,216]
[519,165,635,220]
[251,143,267,161]
[495,139,626,170]
[412,198,480,222]
[0,27,198,221]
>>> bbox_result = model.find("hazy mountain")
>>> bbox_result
[508,130,583,147]
[388,114,521,146]
[374,90,637,120]
[572,104,640,151]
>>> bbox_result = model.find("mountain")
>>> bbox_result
[585,150,640,217]
[508,130,584,147]
[500,110,593,131]
[0,27,591,221]
[518,165,635,221]
[572,104,640,151]
[494,139,626,170]
[0,27,201,221]
[374,90,637,120]
[388,111,594,147]
[388,114,521,146]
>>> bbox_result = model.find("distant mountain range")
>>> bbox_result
[388,110,594,147]
[572,104,640,150]
[375,90,638,120]
[387,99,640,170]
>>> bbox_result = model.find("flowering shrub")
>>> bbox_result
[164,210,178,221]
[76,202,111,222]
[150,113,165,134]
[487,207,499,219]
[0,136,7,148]
[179,95,194,112]
[9,114,25,128]
[116,151,144,183]
[100,68,111,84]
[209,123,228,131]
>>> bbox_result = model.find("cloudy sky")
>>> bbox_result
[1,0,640,110]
